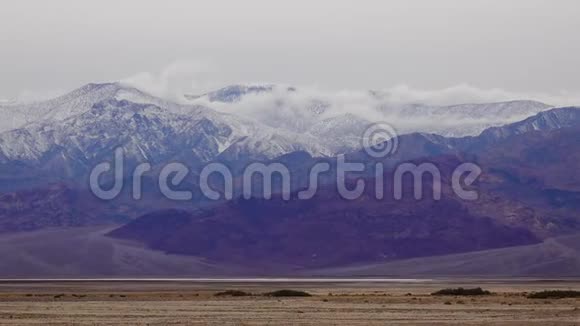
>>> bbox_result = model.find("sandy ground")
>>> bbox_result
[0,280,578,325]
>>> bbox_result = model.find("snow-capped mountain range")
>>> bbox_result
[185,84,552,137]
[0,82,556,173]
[0,89,329,168]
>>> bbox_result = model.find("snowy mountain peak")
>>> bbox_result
[185,84,297,103]
[0,82,148,133]
[0,82,210,133]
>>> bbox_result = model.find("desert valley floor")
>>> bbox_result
[0,279,578,325]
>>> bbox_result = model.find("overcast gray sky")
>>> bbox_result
[1,0,579,103]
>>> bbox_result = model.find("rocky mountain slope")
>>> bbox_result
[106,112,580,269]
[314,233,580,277]
[0,82,577,274]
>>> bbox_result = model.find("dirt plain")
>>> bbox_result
[0,279,578,325]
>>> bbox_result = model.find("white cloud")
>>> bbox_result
[120,60,219,103]
[9,60,580,111]
[184,81,580,137]
[115,59,580,109]
[191,82,580,120]
[377,84,580,107]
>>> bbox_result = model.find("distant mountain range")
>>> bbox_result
[185,84,552,137]
[108,119,580,269]
[0,82,579,276]
[0,83,555,188]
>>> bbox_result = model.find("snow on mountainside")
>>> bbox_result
[0,83,354,168]
[185,85,552,138]
[0,83,558,171]
[185,84,293,103]
[0,99,208,163]
[0,98,330,172]
[479,106,580,142]
[0,83,206,133]
[382,100,552,137]
[0,83,121,132]
[433,100,550,119]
